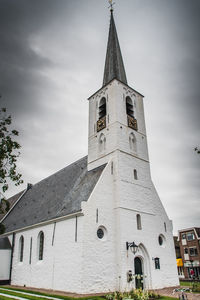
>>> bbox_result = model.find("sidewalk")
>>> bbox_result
[154,287,200,300]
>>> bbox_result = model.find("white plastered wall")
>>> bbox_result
[9,216,84,293]
[0,249,11,280]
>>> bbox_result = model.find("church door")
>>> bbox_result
[134,257,143,289]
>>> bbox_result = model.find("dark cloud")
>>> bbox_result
[0,0,199,233]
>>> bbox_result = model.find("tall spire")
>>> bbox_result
[103,9,127,86]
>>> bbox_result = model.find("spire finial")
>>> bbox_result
[108,0,115,12]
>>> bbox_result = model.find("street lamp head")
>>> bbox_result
[126,241,138,254]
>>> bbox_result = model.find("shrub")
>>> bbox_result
[105,289,160,300]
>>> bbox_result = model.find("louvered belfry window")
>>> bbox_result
[126,96,134,117]
[99,97,106,119]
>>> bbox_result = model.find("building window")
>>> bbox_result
[189,247,198,256]
[99,97,106,119]
[134,169,138,180]
[97,226,107,240]
[182,233,186,239]
[29,237,32,264]
[97,228,104,239]
[164,222,167,232]
[158,235,163,246]
[184,248,188,254]
[126,96,134,117]
[155,257,160,269]
[126,96,138,130]
[187,232,195,241]
[136,214,142,230]
[38,231,44,260]
[19,235,24,262]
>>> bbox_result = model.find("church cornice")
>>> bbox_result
[88,78,144,100]
[1,211,84,237]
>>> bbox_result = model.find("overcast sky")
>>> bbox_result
[0,0,199,234]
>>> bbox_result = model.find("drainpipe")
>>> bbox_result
[9,232,15,284]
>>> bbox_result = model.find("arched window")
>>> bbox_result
[134,169,138,180]
[38,231,44,260]
[126,96,134,117]
[19,235,24,262]
[99,133,106,153]
[99,97,106,120]
[136,214,142,230]
[164,222,167,232]
[129,132,137,152]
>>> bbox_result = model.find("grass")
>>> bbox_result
[0,287,105,300]
[0,287,190,300]
[179,281,192,287]
[0,296,17,300]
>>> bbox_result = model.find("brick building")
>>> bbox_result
[179,227,200,279]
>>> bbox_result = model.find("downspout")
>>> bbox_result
[9,232,15,284]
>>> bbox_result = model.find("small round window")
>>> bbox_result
[97,226,107,240]
[97,228,104,239]
[158,234,166,247]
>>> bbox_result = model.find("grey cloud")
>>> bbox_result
[0,0,199,234]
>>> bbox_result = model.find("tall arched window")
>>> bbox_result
[19,235,24,262]
[136,214,142,230]
[164,222,167,232]
[99,133,106,153]
[129,132,137,152]
[134,169,138,180]
[126,96,134,117]
[38,231,44,260]
[99,97,106,120]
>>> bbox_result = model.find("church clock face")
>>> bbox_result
[127,115,138,131]
[97,116,106,132]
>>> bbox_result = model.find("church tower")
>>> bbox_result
[86,7,179,291]
[88,9,149,172]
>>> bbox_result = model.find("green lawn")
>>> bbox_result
[0,296,17,300]
[0,287,180,300]
[0,287,105,300]
[180,281,193,287]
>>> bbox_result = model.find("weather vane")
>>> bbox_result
[108,0,115,11]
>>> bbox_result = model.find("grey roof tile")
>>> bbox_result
[2,156,105,233]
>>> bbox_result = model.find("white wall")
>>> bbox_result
[0,249,11,280]
[10,216,84,293]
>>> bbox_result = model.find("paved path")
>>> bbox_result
[154,287,200,300]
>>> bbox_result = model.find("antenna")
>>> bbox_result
[108,0,115,11]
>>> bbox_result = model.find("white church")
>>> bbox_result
[0,7,179,293]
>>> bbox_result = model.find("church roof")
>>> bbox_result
[2,156,105,234]
[0,237,11,249]
[103,10,127,86]
[0,190,24,221]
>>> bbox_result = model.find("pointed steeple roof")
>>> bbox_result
[103,10,127,86]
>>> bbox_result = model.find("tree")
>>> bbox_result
[0,107,23,225]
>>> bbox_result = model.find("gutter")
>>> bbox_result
[9,232,15,284]
[2,211,84,237]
